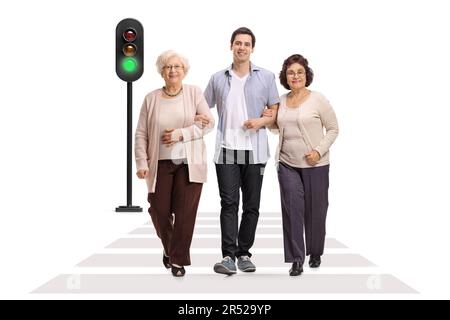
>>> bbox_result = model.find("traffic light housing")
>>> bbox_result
[116,18,144,82]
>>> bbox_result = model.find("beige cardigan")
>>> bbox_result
[134,84,215,193]
[273,91,339,167]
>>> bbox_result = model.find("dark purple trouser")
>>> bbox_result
[277,162,329,264]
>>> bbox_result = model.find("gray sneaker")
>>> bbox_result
[237,255,256,272]
[213,256,237,275]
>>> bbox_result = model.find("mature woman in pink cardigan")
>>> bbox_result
[135,50,214,277]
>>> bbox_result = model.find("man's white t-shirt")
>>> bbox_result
[221,70,253,150]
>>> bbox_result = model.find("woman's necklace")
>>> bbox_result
[162,86,183,97]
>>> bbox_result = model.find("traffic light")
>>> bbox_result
[115,18,144,213]
[116,18,144,82]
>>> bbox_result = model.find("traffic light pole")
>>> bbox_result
[116,82,143,212]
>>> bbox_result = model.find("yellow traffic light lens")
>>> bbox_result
[123,44,137,56]
[122,57,137,73]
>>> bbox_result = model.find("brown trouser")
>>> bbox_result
[147,160,203,266]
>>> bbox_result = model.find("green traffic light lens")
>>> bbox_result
[122,57,137,72]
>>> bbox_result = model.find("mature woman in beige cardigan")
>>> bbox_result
[265,54,338,276]
[135,50,214,277]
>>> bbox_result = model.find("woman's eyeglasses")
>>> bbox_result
[163,65,183,71]
[286,71,305,77]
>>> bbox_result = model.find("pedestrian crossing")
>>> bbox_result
[32,212,417,295]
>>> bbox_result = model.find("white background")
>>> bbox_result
[1,0,449,299]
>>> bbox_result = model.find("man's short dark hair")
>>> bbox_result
[230,27,255,47]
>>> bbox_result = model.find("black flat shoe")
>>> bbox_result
[171,265,186,277]
[289,262,303,276]
[163,254,171,269]
[309,255,321,268]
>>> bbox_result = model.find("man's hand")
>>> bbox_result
[243,118,264,130]
[194,114,210,128]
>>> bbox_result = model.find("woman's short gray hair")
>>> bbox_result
[155,50,190,75]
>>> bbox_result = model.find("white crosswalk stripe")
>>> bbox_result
[33,212,417,295]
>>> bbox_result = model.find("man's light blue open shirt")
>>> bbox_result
[205,63,280,164]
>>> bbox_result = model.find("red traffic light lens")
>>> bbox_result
[123,29,136,42]
[123,44,137,56]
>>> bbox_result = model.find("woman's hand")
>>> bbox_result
[262,109,273,117]
[161,128,183,146]
[136,169,148,179]
[305,150,321,166]
[194,114,210,128]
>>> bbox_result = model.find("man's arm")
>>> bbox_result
[204,76,215,108]
[243,103,279,130]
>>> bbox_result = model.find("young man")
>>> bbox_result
[204,27,279,275]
